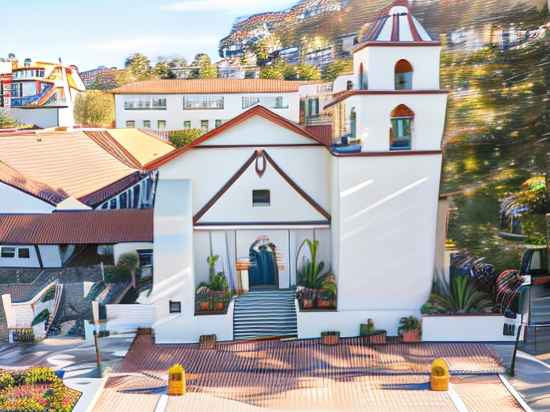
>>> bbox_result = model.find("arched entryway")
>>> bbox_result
[248,237,279,289]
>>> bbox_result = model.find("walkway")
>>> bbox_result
[93,336,525,412]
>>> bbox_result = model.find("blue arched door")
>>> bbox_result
[249,241,278,288]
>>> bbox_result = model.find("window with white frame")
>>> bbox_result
[183,95,224,110]
[18,248,30,259]
[157,120,167,130]
[143,120,151,128]
[184,120,191,129]
[252,190,271,207]
[1,247,16,258]
[242,95,288,110]
[124,96,167,110]
[126,120,136,128]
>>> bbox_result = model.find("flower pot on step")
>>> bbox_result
[199,334,217,349]
[321,331,340,346]
[401,329,421,343]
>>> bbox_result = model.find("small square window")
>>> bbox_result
[143,120,151,128]
[18,248,30,259]
[252,190,270,207]
[169,301,182,313]
[126,120,136,128]
[1,247,16,258]
[157,120,167,130]
[215,119,223,128]
[184,121,191,129]
[200,120,209,131]
[110,198,117,209]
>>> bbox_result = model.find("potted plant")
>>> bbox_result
[296,239,333,309]
[398,316,421,342]
[199,334,217,349]
[298,288,315,309]
[321,331,340,346]
[359,319,387,344]
[196,286,211,312]
[317,278,336,309]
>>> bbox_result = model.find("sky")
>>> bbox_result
[1,0,296,71]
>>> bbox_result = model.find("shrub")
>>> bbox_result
[40,286,56,303]
[31,309,49,327]
[0,372,15,389]
[23,368,58,385]
[169,129,204,148]
[0,397,45,412]
[104,265,131,283]
[117,252,139,273]
[398,316,421,333]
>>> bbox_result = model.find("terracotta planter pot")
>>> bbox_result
[401,329,421,343]
[214,302,225,312]
[199,334,217,349]
[360,330,386,345]
[302,299,314,309]
[198,301,210,312]
[321,332,340,346]
[317,299,332,309]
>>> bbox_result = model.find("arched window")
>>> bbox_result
[390,104,414,150]
[359,63,367,90]
[395,59,413,90]
[350,107,357,140]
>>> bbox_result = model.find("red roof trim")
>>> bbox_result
[407,13,422,42]
[324,89,449,109]
[144,105,323,171]
[84,130,143,169]
[391,14,399,41]
[78,172,143,207]
[353,40,440,53]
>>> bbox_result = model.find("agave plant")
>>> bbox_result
[495,270,524,313]
[296,239,330,289]
[423,274,493,314]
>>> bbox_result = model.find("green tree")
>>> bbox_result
[74,91,114,127]
[168,128,204,148]
[0,109,17,129]
[124,53,153,81]
[296,63,321,80]
[321,59,352,81]
[260,59,288,80]
[198,56,217,79]
[154,61,175,79]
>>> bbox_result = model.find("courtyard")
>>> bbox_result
[93,335,525,411]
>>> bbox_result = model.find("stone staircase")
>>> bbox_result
[233,289,297,341]
[521,285,550,355]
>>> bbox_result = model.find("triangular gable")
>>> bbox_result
[145,105,325,171]
[194,150,330,226]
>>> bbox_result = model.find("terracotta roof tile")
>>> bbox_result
[0,209,153,244]
[112,79,303,94]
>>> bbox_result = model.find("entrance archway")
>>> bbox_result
[249,237,279,289]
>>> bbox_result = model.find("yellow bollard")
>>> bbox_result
[430,358,449,391]
[167,364,186,396]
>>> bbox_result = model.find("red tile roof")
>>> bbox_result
[0,209,153,244]
[0,161,67,205]
[83,130,143,169]
[144,105,325,171]
[112,79,304,94]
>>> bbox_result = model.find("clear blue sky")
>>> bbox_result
[2,0,296,71]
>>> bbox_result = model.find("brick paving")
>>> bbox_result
[93,335,523,412]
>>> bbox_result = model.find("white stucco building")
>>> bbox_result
[112,79,302,132]
[0,58,85,128]
[148,0,448,343]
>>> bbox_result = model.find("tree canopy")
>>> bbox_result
[74,91,114,127]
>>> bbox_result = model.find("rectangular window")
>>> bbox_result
[143,120,151,128]
[101,202,109,210]
[215,119,223,128]
[157,120,167,130]
[184,121,192,129]
[124,96,167,110]
[133,185,141,208]
[1,247,16,258]
[395,72,413,90]
[119,192,128,209]
[307,98,319,117]
[200,120,209,132]
[252,190,270,207]
[126,120,136,128]
[390,118,412,150]
[242,95,288,110]
[18,248,30,259]
[169,301,182,314]
[110,198,117,209]
[183,95,224,110]
[137,249,153,266]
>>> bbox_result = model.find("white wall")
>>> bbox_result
[9,108,61,129]
[38,245,63,268]
[0,182,54,214]
[104,304,155,333]
[0,245,40,268]
[354,46,442,90]
[115,92,300,130]
[113,242,153,264]
[422,315,519,342]
[345,93,448,152]
[333,154,442,312]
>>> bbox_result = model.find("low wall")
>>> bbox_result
[422,315,519,342]
[105,304,155,333]
[154,300,235,344]
[297,301,417,339]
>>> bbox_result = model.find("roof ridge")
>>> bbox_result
[84,130,143,169]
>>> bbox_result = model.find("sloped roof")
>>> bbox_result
[144,105,325,171]
[0,209,153,244]
[103,129,174,166]
[112,79,304,95]
[0,131,137,204]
